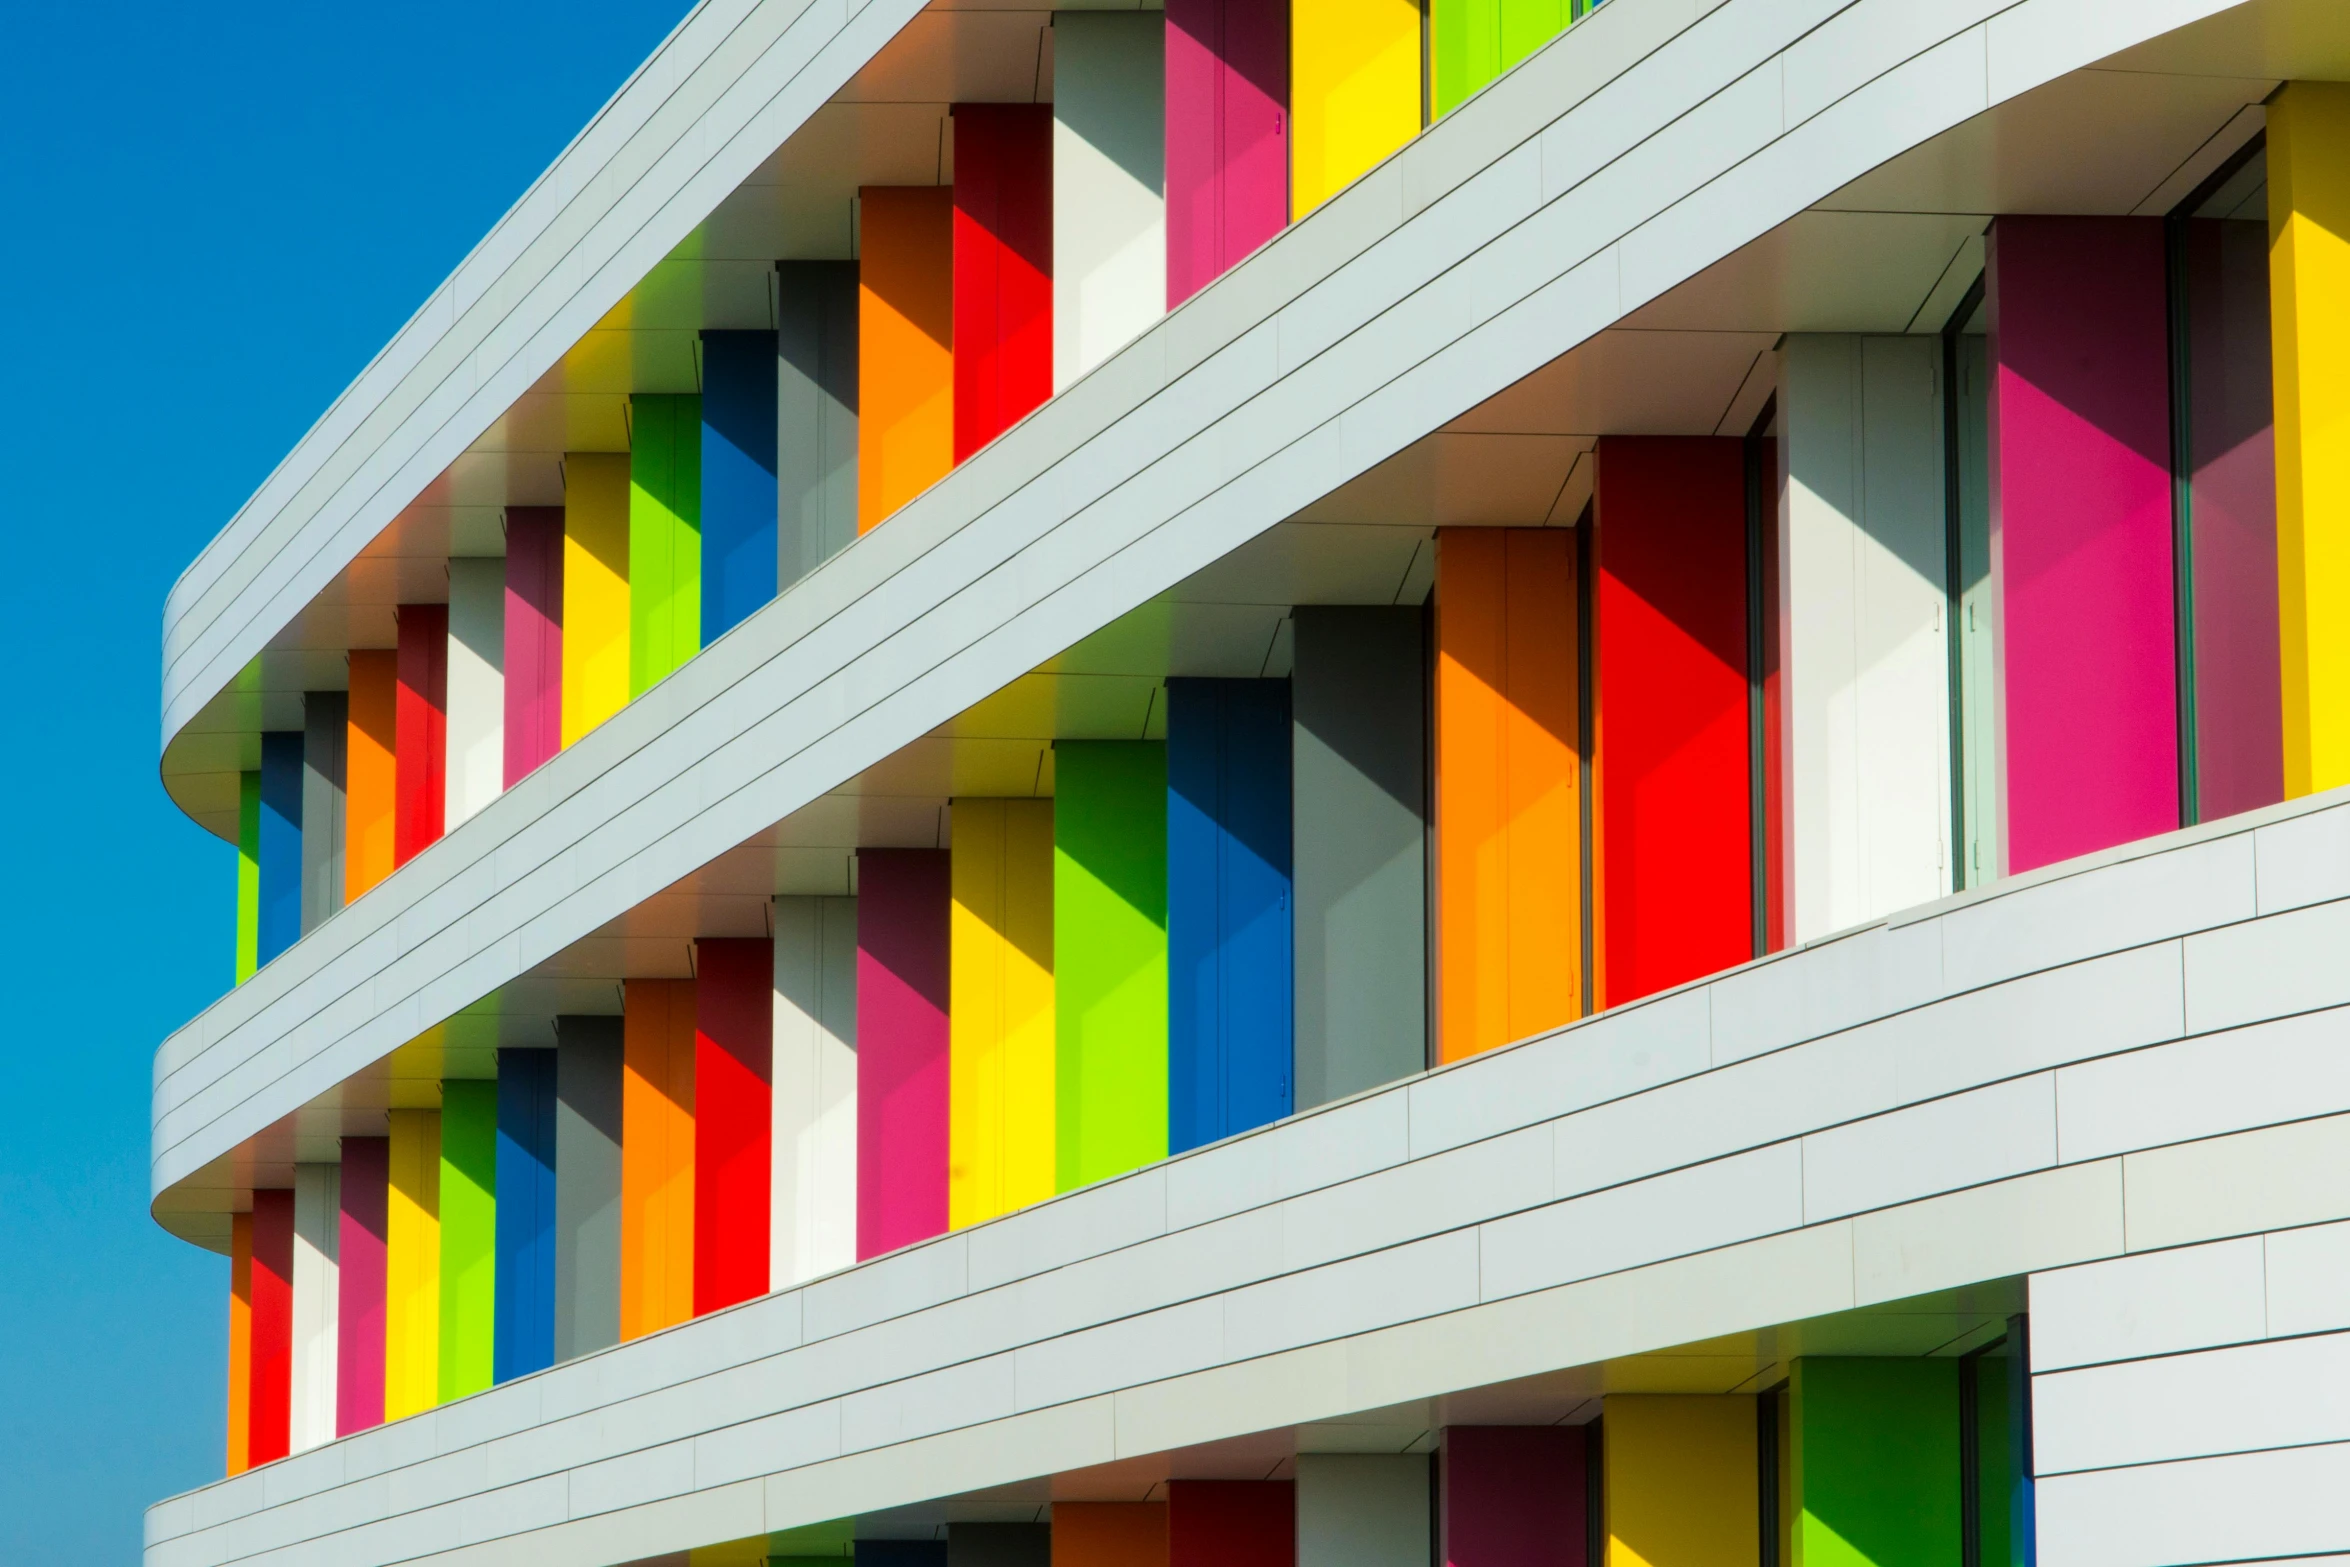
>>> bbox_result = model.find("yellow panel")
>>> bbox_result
[2270,81,2350,796]
[950,798,1057,1227]
[562,451,632,747]
[1292,0,1423,216]
[1606,1394,1759,1567]
[385,1108,443,1421]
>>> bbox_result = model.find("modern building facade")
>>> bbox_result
[148,1,2350,1563]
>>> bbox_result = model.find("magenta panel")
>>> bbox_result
[1165,0,1289,308]
[1990,216,2178,873]
[856,849,951,1260]
[336,1135,389,1437]
[1441,1425,1587,1566]
[504,507,565,787]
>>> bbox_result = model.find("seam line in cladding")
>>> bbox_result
[2029,1432,2350,1482]
[153,0,2055,1195]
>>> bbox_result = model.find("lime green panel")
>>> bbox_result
[1791,1358,1961,1567]
[1054,740,1168,1191]
[1432,0,1573,118]
[236,771,261,984]
[630,393,704,697]
[1976,1353,2015,1567]
[438,1077,499,1403]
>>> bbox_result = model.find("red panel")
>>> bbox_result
[503,508,564,787]
[1595,437,1752,1008]
[1168,1480,1294,1567]
[952,103,1054,462]
[1441,1426,1587,1566]
[694,937,774,1315]
[394,603,449,867]
[248,1188,295,1467]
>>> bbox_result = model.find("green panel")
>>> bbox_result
[768,1515,857,1558]
[630,392,704,697]
[1054,740,1169,1191]
[236,771,261,984]
[1432,0,1573,119]
[1791,1358,1961,1567]
[1976,1353,2015,1567]
[438,1077,499,1403]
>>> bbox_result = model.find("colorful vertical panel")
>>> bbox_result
[336,1135,389,1437]
[495,1049,558,1383]
[857,849,952,1258]
[1292,0,1420,216]
[1434,529,1580,1061]
[555,1015,624,1361]
[1054,741,1169,1191]
[562,452,632,745]
[300,690,347,932]
[227,1210,252,1475]
[1168,1480,1294,1567]
[1988,217,2176,872]
[1054,1502,1171,1567]
[445,557,505,829]
[631,393,703,696]
[504,507,565,786]
[1594,439,1752,1008]
[257,731,303,967]
[2271,82,2350,799]
[777,263,861,590]
[1054,12,1166,389]
[622,978,697,1340]
[1165,0,1290,307]
[858,1547,948,1566]
[1788,1358,1960,1567]
[438,1079,497,1403]
[1432,0,1570,118]
[289,1163,340,1454]
[949,799,1056,1229]
[1441,1426,1587,1566]
[394,603,449,868]
[859,187,956,533]
[234,770,260,984]
[773,896,859,1288]
[346,648,397,900]
[701,330,780,642]
[1974,1350,2016,1567]
[1603,1395,1756,1567]
[949,1522,1052,1565]
[954,104,1054,462]
[1166,679,1292,1152]
[1292,608,1428,1107]
[247,1189,294,1466]
[1296,1453,1429,1567]
[696,937,775,1315]
[384,1107,441,1422]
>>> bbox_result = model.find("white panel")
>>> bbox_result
[1296,1453,1430,1567]
[2056,1008,2350,1165]
[773,895,859,1289]
[2036,1440,2350,1567]
[445,558,506,829]
[1053,11,1165,390]
[2033,1329,2350,1476]
[2266,1219,2350,1338]
[1777,333,1950,944]
[2027,1237,2266,1372]
[1800,1072,2055,1222]
[289,1164,341,1455]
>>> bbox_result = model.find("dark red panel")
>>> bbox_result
[1595,436,1752,1007]
[248,1188,295,1466]
[394,603,449,866]
[1441,1425,1588,1566]
[694,936,774,1315]
[503,507,564,787]
[952,103,1054,462]
[1168,1480,1294,1567]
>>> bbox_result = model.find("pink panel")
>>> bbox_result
[1166,0,1289,308]
[1441,1426,1588,1567]
[336,1136,389,1437]
[504,507,564,787]
[856,849,951,1259]
[1990,217,2178,873]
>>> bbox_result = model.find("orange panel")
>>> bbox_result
[621,978,696,1341]
[226,1210,252,1477]
[859,186,955,533]
[345,649,397,901]
[1054,1501,1171,1567]
[1434,528,1581,1063]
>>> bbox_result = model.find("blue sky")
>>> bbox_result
[0,4,687,1557]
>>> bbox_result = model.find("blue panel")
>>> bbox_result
[700,329,781,643]
[257,731,304,966]
[1166,678,1294,1154]
[494,1048,558,1383]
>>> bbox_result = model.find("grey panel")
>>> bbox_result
[945,1522,1047,1567]
[778,261,860,592]
[300,690,347,933]
[1293,607,1428,1108]
[1297,1454,1430,1567]
[555,1014,624,1361]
